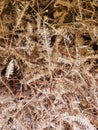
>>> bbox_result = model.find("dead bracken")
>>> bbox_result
[0,0,98,130]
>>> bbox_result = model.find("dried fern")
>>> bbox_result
[5,59,18,79]
[65,115,96,130]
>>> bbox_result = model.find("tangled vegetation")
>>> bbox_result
[0,0,98,130]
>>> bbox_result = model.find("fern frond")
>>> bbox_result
[67,115,96,130]
[5,59,17,79]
